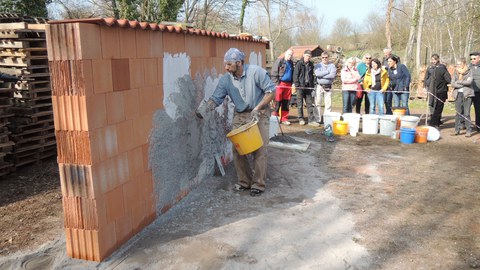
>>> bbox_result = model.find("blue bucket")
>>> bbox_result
[400,127,416,144]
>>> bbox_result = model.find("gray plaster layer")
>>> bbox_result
[0,142,372,269]
[150,74,232,212]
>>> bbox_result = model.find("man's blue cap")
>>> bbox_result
[224,48,245,62]
[470,51,480,56]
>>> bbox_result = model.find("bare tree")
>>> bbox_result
[414,0,425,70]
[385,0,394,49]
[293,8,324,46]
[250,0,303,61]
[404,0,421,68]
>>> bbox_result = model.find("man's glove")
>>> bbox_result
[251,109,260,121]
[195,99,217,119]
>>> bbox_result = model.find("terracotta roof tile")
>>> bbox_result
[48,18,268,45]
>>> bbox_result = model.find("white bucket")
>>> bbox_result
[362,114,379,134]
[379,115,398,136]
[269,116,279,138]
[324,112,341,128]
[342,113,361,132]
[400,116,420,129]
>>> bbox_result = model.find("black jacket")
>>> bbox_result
[293,59,314,87]
[424,64,451,93]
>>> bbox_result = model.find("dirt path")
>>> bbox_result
[1,111,479,269]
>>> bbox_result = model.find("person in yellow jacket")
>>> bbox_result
[363,58,390,115]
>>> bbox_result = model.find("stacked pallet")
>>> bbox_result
[0,81,14,176]
[0,21,56,169]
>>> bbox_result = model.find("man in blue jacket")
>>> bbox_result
[313,52,337,124]
[270,49,294,125]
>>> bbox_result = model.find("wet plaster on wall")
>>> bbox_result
[150,52,234,213]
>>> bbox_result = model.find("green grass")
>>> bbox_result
[328,90,456,115]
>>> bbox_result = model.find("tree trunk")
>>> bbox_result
[111,0,119,18]
[385,0,394,49]
[239,0,248,33]
[404,0,421,68]
[415,0,425,71]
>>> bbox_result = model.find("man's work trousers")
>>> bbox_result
[232,109,270,191]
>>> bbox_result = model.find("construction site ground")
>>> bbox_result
[0,106,479,269]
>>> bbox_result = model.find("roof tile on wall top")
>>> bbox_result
[47,18,269,46]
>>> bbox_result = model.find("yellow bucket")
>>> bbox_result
[226,121,264,155]
[333,120,349,135]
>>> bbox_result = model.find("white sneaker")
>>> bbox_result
[299,120,306,126]
[308,122,320,127]
[281,121,291,125]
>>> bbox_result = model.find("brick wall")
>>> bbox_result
[46,20,267,261]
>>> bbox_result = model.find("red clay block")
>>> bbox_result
[135,30,152,58]
[50,24,62,61]
[86,94,107,130]
[105,91,126,124]
[111,59,131,92]
[115,210,133,244]
[100,27,121,59]
[151,85,163,109]
[96,222,117,261]
[129,59,145,89]
[52,96,61,131]
[132,113,153,147]
[157,57,163,85]
[95,196,107,230]
[113,152,130,186]
[123,89,139,120]
[138,86,162,115]
[74,23,102,60]
[119,28,137,59]
[55,95,67,131]
[141,144,150,172]
[79,96,88,131]
[163,32,186,55]
[150,31,164,57]
[45,25,55,61]
[105,185,125,222]
[91,125,118,163]
[64,228,74,257]
[186,35,210,57]
[127,147,143,179]
[116,120,134,153]
[122,179,140,211]
[63,95,74,131]
[141,171,154,198]
[65,24,77,61]
[80,60,94,96]
[92,59,113,94]
[143,58,158,86]
[71,95,82,131]
[131,200,146,234]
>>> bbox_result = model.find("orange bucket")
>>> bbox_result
[415,126,429,143]
[392,107,407,130]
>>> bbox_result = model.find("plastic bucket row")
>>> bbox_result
[324,112,431,143]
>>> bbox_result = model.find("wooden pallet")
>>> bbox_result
[10,125,54,143]
[0,161,14,177]
[0,141,14,152]
[10,111,53,125]
[6,143,56,168]
[8,119,53,134]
